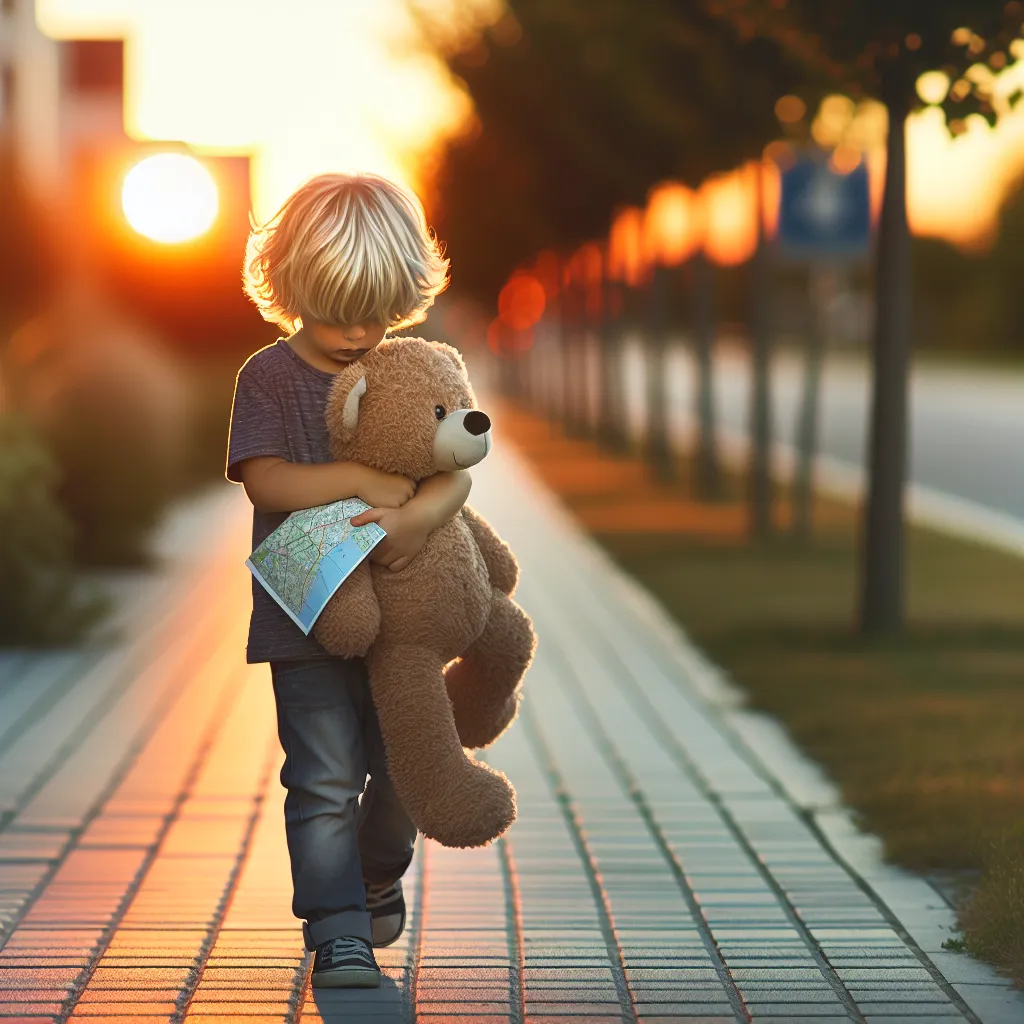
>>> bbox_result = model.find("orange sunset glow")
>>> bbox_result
[32,0,1024,256]
[36,0,499,220]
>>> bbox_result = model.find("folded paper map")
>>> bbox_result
[246,498,386,635]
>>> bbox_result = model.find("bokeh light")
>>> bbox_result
[607,207,646,286]
[642,182,701,266]
[917,71,951,105]
[700,164,760,266]
[811,95,856,149]
[775,95,807,125]
[498,275,546,331]
[121,153,218,243]
[829,145,863,175]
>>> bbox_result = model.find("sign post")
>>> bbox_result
[776,152,872,536]
[778,153,871,261]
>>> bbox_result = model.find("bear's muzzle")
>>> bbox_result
[434,408,493,471]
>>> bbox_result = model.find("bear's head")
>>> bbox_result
[324,337,492,481]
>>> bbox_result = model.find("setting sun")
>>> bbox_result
[37,0,498,220]
[121,153,218,243]
[34,0,1024,253]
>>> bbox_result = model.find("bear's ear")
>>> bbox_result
[325,373,368,456]
[430,341,466,375]
[342,375,367,432]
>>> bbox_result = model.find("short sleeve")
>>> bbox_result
[225,365,291,483]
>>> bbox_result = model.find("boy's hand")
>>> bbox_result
[355,504,431,573]
[353,466,415,510]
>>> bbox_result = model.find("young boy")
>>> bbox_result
[225,173,468,989]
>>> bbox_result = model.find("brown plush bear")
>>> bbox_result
[313,337,537,848]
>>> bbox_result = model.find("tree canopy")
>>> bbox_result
[427,0,804,297]
[704,0,1024,119]
[700,0,1024,632]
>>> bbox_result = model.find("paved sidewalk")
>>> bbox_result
[1,445,1022,1023]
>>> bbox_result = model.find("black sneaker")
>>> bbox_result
[311,935,381,988]
[365,879,406,947]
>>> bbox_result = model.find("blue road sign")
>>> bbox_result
[777,154,871,261]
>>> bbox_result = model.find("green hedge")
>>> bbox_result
[0,413,106,645]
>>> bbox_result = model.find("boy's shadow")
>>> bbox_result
[310,976,405,1023]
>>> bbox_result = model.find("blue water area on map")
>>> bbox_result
[297,542,373,633]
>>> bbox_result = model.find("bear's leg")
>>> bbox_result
[367,643,517,848]
[445,590,536,750]
[313,561,380,657]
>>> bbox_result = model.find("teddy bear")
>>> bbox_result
[312,336,537,849]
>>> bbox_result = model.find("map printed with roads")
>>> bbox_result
[246,498,386,634]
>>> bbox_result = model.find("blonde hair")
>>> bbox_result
[243,172,450,333]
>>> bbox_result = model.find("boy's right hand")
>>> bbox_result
[354,465,416,509]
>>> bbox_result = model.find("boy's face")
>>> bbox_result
[305,320,387,367]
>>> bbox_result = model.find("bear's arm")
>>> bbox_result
[461,506,519,597]
[313,560,380,657]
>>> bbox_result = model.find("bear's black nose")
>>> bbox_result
[463,411,491,436]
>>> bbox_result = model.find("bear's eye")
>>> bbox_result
[434,405,446,421]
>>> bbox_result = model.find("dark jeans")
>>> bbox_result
[270,657,417,950]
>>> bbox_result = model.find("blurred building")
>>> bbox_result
[0,3,126,201]
[0,0,62,195]
[0,7,261,351]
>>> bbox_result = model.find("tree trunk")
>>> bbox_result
[646,263,674,480]
[526,320,542,411]
[540,306,559,418]
[561,283,585,437]
[749,162,773,537]
[860,76,912,633]
[793,266,830,538]
[692,251,720,500]
[598,275,628,452]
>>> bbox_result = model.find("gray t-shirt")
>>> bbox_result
[226,332,342,663]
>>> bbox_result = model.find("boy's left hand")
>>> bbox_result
[352,504,430,573]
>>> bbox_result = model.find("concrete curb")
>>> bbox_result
[716,425,1024,562]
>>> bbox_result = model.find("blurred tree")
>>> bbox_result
[428,1,803,297]
[990,173,1024,347]
[703,0,1024,633]
[426,0,806,528]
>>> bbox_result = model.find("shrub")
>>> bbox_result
[1,289,190,566]
[0,413,105,645]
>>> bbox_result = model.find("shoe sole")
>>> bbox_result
[311,967,381,989]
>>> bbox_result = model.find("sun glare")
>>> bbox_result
[37,0,499,220]
[35,0,1024,255]
[122,153,218,243]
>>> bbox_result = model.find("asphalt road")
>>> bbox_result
[626,340,1024,523]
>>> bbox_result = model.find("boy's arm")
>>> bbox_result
[352,470,472,572]
[227,366,414,513]
[238,456,415,513]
